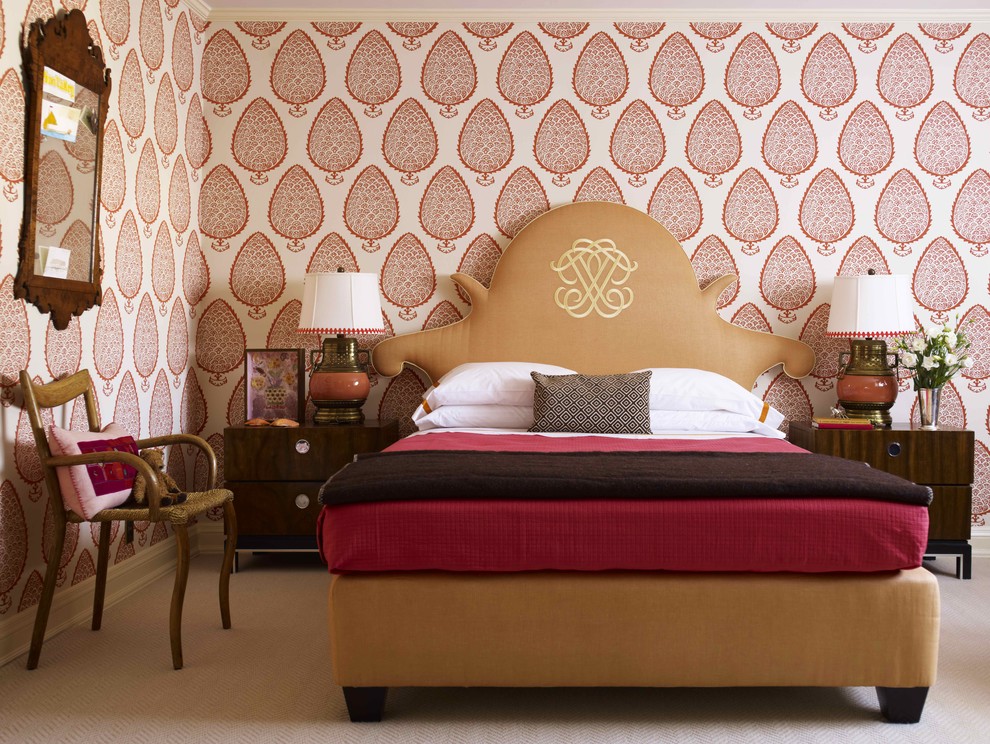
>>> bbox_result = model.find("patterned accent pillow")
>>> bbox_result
[47,423,140,519]
[530,371,653,434]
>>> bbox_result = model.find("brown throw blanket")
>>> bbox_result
[319,451,933,507]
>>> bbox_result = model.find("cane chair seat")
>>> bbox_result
[69,488,233,525]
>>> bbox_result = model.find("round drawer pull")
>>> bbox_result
[294,494,310,510]
[295,439,310,454]
[887,442,902,457]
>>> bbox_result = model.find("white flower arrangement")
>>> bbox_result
[893,320,973,390]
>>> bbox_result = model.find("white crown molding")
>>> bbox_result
[200,5,990,23]
[181,0,213,20]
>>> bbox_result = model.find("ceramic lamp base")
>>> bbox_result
[310,370,370,425]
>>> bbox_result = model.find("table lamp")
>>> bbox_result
[825,271,916,427]
[297,270,386,424]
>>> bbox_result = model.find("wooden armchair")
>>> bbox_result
[20,369,238,670]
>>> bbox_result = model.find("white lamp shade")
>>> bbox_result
[298,272,386,335]
[825,274,916,338]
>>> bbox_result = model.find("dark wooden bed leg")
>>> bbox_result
[342,687,388,722]
[876,686,929,723]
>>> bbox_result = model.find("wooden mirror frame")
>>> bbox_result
[15,9,110,330]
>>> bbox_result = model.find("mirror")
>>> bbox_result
[14,9,110,330]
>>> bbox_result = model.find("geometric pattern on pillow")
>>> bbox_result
[529,371,652,434]
[47,422,140,520]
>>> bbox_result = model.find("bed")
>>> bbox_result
[319,202,939,724]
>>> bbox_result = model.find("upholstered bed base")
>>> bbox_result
[328,568,939,722]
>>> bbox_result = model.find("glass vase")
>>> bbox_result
[917,387,941,430]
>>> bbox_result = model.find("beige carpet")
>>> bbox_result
[1,554,987,744]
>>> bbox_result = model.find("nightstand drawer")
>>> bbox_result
[929,486,972,540]
[230,481,324,536]
[793,427,973,484]
[225,425,393,481]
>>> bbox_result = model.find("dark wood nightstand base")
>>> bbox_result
[925,539,972,580]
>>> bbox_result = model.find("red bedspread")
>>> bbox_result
[318,432,929,574]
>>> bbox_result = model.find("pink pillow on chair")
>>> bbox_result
[47,423,140,519]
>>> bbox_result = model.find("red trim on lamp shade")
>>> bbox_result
[297,327,387,335]
[823,331,910,338]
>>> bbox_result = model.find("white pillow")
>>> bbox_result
[412,404,534,431]
[421,362,576,410]
[649,410,785,439]
[636,368,784,429]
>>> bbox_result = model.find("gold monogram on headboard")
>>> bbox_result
[550,238,639,319]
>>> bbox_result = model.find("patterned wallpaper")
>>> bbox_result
[196,19,990,526]
[0,0,206,621]
[1,8,990,628]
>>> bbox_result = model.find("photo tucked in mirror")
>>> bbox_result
[15,9,110,330]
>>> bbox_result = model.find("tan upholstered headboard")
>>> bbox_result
[373,202,814,389]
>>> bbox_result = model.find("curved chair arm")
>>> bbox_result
[46,451,164,520]
[137,434,218,489]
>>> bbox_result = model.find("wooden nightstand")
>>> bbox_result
[788,421,975,579]
[223,421,399,566]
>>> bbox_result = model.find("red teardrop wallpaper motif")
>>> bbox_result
[134,293,160,390]
[723,168,778,254]
[153,222,175,313]
[115,211,143,312]
[839,236,890,276]
[236,21,286,50]
[799,169,855,256]
[196,300,246,386]
[421,30,477,118]
[308,97,363,185]
[952,169,990,256]
[920,23,971,54]
[169,155,190,240]
[167,299,189,385]
[119,49,145,151]
[498,31,553,119]
[463,22,513,52]
[495,166,549,238]
[182,231,210,313]
[459,99,513,186]
[765,23,817,54]
[648,167,703,242]
[913,237,968,324]
[172,12,193,102]
[230,232,287,318]
[154,75,178,168]
[383,99,438,186]
[388,22,438,51]
[875,169,931,256]
[724,32,780,120]
[575,167,624,205]
[686,100,741,187]
[139,0,163,83]
[915,102,970,189]
[837,101,893,189]
[842,23,893,54]
[955,33,990,121]
[610,100,665,187]
[799,305,847,391]
[690,22,742,53]
[201,29,250,117]
[312,21,361,51]
[232,98,287,185]
[877,34,933,120]
[1,480,28,612]
[419,166,475,252]
[572,31,629,119]
[268,165,324,252]
[690,235,739,309]
[614,22,665,53]
[199,165,248,250]
[100,0,129,60]
[801,33,856,120]
[135,139,160,236]
[344,165,399,251]
[538,22,589,52]
[649,32,704,120]
[760,236,816,323]
[271,29,327,118]
[381,233,437,320]
[0,69,26,201]
[308,233,358,273]
[93,288,123,394]
[346,30,401,118]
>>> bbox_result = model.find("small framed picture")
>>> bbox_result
[244,348,304,423]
